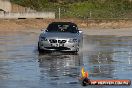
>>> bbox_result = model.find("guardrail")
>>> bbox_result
[0,12,55,19]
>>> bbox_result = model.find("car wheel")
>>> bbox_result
[38,42,43,52]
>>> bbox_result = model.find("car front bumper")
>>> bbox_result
[38,40,79,52]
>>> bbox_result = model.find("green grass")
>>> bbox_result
[11,0,132,19]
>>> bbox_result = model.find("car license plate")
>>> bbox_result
[59,44,64,47]
[51,43,58,47]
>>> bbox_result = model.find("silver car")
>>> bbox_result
[38,22,83,53]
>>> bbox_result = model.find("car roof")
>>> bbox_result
[49,22,77,27]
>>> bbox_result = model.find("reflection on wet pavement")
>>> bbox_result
[0,32,132,88]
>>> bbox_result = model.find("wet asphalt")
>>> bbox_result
[0,31,132,88]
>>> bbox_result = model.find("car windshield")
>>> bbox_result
[46,23,78,33]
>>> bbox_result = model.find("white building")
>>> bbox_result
[0,0,11,12]
[0,0,55,19]
[0,0,35,13]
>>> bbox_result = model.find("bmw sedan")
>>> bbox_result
[38,22,83,53]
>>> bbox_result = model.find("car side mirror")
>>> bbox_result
[41,28,45,31]
[45,30,48,32]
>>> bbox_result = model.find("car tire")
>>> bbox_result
[38,42,43,52]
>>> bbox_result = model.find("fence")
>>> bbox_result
[54,8,132,20]
[0,12,55,19]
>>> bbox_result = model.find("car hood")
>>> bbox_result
[42,32,78,39]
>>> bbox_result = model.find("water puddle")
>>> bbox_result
[0,32,131,88]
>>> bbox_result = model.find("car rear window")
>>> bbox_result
[46,23,78,33]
